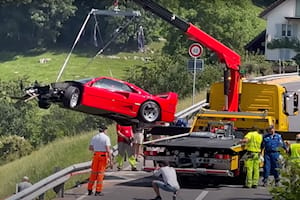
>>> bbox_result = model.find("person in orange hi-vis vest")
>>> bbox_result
[87,123,112,196]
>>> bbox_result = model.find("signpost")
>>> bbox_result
[188,43,203,105]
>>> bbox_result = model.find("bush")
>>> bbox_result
[269,152,300,200]
[0,135,33,165]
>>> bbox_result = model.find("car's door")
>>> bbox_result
[82,78,121,113]
[83,78,140,117]
[111,82,146,116]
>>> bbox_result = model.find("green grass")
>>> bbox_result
[0,50,143,83]
[0,41,165,83]
[0,125,117,199]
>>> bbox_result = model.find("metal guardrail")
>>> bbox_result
[7,162,91,200]
[7,72,299,200]
[175,100,207,119]
[247,72,298,81]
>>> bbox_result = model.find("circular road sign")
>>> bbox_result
[189,43,203,58]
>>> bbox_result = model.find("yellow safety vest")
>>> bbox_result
[290,143,300,162]
[245,131,262,152]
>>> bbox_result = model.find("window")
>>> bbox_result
[92,78,133,92]
[297,0,300,17]
[282,24,292,37]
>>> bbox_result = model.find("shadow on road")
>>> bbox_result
[115,173,245,190]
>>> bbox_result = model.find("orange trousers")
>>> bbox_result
[87,152,107,192]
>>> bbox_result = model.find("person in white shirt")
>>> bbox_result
[151,161,180,200]
[17,176,32,192]
[132,124,144,160]
[87,124,112,196]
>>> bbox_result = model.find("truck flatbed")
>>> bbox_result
[147,134,241,149]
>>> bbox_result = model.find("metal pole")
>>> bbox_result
[193,57,197,105]
[279,59,281,74]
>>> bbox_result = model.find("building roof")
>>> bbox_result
[244,30,266,54]
[259,0,286,18]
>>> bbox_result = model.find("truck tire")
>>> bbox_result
[63,86,81,108]
[139,101,160,123]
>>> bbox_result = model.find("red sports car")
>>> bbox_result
[25,77,178,125]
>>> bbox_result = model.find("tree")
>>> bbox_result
[162,0,265,57]
[0,0,76,50]
[125,53,222,98]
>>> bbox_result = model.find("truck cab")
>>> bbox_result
[207,81,298,131]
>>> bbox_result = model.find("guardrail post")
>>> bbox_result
[53,183,65,198]
[38,193,45,200]
[53,167,65,198]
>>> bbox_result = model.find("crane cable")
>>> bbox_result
[56,10,93,82]
[84,15,137,68]
[56,9,137,82]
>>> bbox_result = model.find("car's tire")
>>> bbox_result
[63,86,81,108]
[38,100,51,109]
[139,101,160,123]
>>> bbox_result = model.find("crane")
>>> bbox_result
[132,0,241,112]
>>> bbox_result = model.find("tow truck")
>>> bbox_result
[131,0,299,178]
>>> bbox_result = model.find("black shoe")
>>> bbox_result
[88,190,93,195]
[117,167,122,171]
[252,185,257,188]
[172,193,177,200]
[151,196,162,200]
[95,192,104,196]
[262,182,268,187]
[243,185,251,188]
[132,167,138,171]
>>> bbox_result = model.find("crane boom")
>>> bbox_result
[132,0,241,111]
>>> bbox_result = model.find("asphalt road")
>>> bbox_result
[54,160,272,200]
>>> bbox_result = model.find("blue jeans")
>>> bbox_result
[152,180,178,193]
[263,152,280,182]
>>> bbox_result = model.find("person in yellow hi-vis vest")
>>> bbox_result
[240,127,263,188]
[289,134,300,164]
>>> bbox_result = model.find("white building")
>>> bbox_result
[260,0,300,61]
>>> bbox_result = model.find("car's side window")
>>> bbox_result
[92,78,133,93]
[92,79,109,89]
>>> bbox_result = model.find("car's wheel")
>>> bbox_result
[63,86,81,108]
[139,101,160,123]
[38,100,51,109]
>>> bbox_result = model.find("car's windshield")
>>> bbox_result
[76,78,93,84]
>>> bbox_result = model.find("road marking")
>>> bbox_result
[195,191,208,200]
[76,195,87,200]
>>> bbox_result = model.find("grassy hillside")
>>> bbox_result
[0,41,166,82]
[0,130,95,199]
[0,50,144,83]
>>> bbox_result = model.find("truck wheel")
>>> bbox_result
[38,100,51,109]
[139,101,160,123]
[63,86,81,108]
